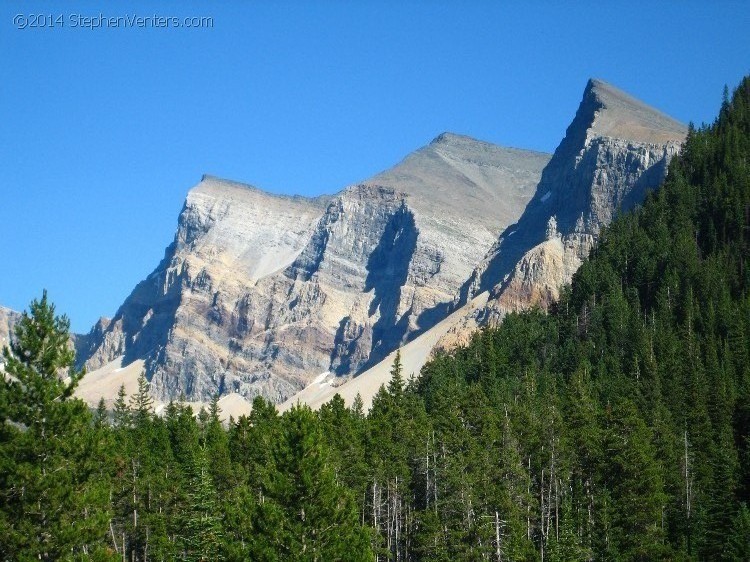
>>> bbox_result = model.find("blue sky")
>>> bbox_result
[1,1,748,333]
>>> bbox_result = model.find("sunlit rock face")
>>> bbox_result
[77,79,687,405]
[437,79,687,352]
[79,136,549,402]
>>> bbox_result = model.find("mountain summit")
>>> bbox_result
[433,79,687,353]
[76,133,549,403]
[67,78,687,409]
[585,79,687,143]
[280,78,688,410]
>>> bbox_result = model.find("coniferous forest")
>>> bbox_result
[1,77,749,561]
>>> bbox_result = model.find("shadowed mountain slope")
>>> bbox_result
[77,137,549,403]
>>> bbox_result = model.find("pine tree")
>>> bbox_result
[209,393,221,422]
[0,292,114,560]
[726,503,750,560]
[547,498,592,562]
[129,370,154,426]
[203,394,234,495]
[351,392,365,419]
[180,443,224,561]
[113,383,130,428]
[252,404,372,561]
[319,393,368,493]
[1,291,82,424]
[601,399,670,559]
[388,348,405,397]
[94,396,109,429]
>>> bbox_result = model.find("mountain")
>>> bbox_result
[435,78,687,351]
[2,75,745,562]
[78,137,550,403]
[399,76,750,560]
[280,79,687,410]
[70,78,686,409]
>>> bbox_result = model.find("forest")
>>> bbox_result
[1,76,749,561]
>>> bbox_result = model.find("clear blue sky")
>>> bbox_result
[1,1,748,333]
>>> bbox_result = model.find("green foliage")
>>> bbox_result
[0,292,115,560]
[2,76,748,560]
[251,405,372,561]
[727,503,750,560]
[1,291,82,425]
[180,444,224,561]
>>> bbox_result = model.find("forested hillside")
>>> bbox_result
[1,76,748,561]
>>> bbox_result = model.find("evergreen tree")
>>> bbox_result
[94,396,109,429]
[388,348,405,397]
[0,292,114,560]
[726,503,750,560]
[180,443,224,561]
[252,405,372,561]
[113,383,130,429]
[1,291,82,424]
[602,399,669,559]
[129,371,154,426]
[351,392,365,419]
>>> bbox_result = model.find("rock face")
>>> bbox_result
[75,79,687,406]
[436,79,687,351]
[0,306,21,364]
[80,140,550,402]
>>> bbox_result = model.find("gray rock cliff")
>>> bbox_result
[75,78,687,406]
[80,140,550,402]
[0,306,21,364]
[436,79,687,351]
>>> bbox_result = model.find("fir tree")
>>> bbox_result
[0,292,114,560]
[726,503,750,560]
[129,371,154,426]
[180,443,224,561]
[113,383,130,428]
[0,290,82,424]
[388,348,405,397]
[252,404,372,561]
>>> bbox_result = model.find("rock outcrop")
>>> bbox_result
[0,306,21,364]
[74,78,687,407]
[80,139,550,402]
[436,79,687,351]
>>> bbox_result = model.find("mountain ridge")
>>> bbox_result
[433,79,686,353]
[586,78,688,143]
[2,78,689,411]
[279,78,688,411]
[75,129,550,403]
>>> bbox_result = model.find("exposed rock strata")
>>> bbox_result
[436,79,687,352]
[74,79,687,406]
[80,140,549,402]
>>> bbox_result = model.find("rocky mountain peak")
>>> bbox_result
[75,133,550,403]
[196,174,331,206]
[371,132,551,232]
[429,131,463,145]
[70,78,689,412]
[516,79,688,238]
[585,78,688,144]
[448,79,687,352]
[551,79,687,172]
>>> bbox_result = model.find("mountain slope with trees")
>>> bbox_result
[0,76,748,560]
